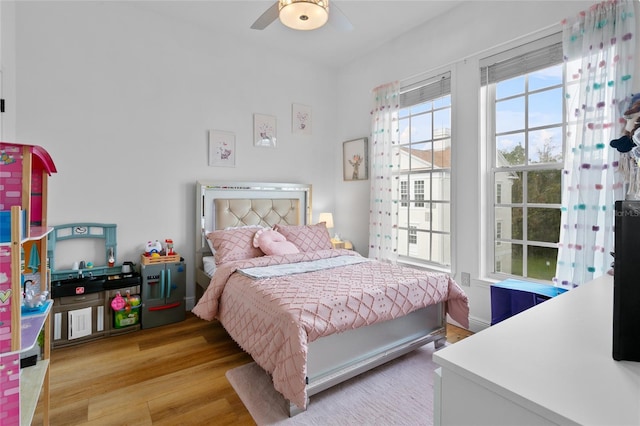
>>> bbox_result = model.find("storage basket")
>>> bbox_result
[113,305,140,329]
[140,253,180,265]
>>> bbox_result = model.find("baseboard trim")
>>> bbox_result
[185,296,195,311]
[468,316,489,333]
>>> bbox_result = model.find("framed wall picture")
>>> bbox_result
[254,113,277,148]
[343,137,368,181]
[292,103,312,135]
[208,130,236,167]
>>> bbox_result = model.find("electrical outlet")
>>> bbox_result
[461,272,471,287]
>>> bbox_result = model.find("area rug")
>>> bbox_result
[225,343,443,425]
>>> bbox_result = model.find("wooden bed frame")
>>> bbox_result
[194,180,447,416]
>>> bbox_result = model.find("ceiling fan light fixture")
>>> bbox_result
[279,0,329,31]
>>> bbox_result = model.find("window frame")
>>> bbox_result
[482,34,565,282]
[395,71,452,270]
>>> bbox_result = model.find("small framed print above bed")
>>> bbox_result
[343,137,368,181]
[254,113,277,148]
[208,130,236,167]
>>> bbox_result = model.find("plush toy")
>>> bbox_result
[145,240,163,255]
[253,228,300,256]
[611,93,640,153]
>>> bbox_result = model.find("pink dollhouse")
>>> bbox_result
[0,142,56,425]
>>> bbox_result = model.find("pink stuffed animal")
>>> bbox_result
[253,228,300,256]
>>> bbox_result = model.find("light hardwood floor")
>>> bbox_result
[33,313,472,425]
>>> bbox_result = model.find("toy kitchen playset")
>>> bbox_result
[48,224,185,348]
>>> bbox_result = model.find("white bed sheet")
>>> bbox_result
[203,256,217,277]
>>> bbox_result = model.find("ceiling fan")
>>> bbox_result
[251,0,353,31]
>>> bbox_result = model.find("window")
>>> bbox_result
[409,225,417,244]
[482,34,563,281]
[414,180,425,207]
[395,72,451,267]
[400,181,408,207]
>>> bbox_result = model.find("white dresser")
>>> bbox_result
[433,275,640,425]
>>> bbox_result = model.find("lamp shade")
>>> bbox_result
[318,212,334,229]
[279,0,329,31]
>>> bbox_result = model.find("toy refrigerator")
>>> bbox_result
[140,260,185,328]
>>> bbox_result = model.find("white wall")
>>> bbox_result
[9,1,339,307]
[336,0,639,330]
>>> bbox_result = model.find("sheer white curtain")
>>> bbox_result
[555,0,636,288]
[368,82,400,261]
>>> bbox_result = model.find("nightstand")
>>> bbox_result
[331,239,353,250]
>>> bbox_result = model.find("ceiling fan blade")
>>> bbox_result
[329,2,353,31]
[251,2,280,30]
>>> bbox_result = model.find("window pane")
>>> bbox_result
[529,88,562,128]
[399,117,410,144]
[411,113,432,142]
[527,208,560,243]
[494,242,523,275]
[399,229,431,260]
[526,246,557,280]
[434,95,451,109]
[434,109,451,136]
[410,144,432,171]
[432,172,450,201]
[496,76,525,99]
[495,206,522,239]
[496,134,525,166]
[495,208,512,240]
[527,170,561,204]
[432,233,450,265]
[495,171,522,204]
[512,207,523,240]
[432,203,450,232]
[528,127,563,164]
[411,103,431,115]
[529,64,562,91]
[496,97,525,133]
[406,202,431,226]
[398,228,409,256]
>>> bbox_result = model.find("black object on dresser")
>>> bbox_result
[613,200,640,361]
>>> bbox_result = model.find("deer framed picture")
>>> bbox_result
[343,137,368,181]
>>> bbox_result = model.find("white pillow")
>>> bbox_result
[203,229,215,253]
[203,256,217,277]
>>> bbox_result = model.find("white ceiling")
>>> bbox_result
[128,1,465,68]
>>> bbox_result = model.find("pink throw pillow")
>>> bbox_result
[255,229,300,256]
[274,222,333,252]
[208,227,265,265]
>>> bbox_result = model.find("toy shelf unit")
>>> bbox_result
[48,223,142,348]
[0,142,57,426]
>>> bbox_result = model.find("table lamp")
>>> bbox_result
[318,212,340,241]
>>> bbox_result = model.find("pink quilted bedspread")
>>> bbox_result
[192,249,469,409]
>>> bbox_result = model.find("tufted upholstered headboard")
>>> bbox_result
[196,181,312,255]
[214,198,300,229]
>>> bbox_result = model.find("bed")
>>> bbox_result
[192,180,469,416]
